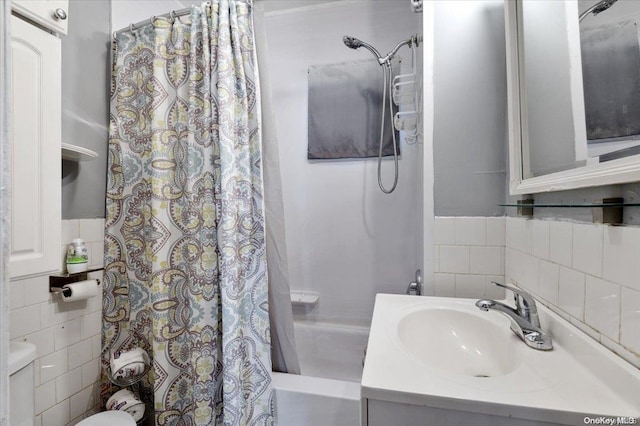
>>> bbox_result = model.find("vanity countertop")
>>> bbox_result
[361,294,640,425]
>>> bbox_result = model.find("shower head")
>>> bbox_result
[342,35,384,63]
[592,0,617,15]
[579,0,617,22]
[343,36,363,50]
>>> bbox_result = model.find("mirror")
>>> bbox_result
[505,0,640,194]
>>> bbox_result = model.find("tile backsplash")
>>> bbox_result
[433,217,506,299]
[435,216,640,370]
[9,219,105,426]
[505,217,640,369]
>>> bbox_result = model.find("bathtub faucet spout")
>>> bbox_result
[406,269,422,295]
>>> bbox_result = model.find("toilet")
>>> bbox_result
[9,342,136,426]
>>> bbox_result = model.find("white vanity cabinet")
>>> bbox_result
[11,0,69,35]
[8,15,62,278]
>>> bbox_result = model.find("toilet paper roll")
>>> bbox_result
[110,347,149,382]
[61,279,98,302]
[124,401,146,422]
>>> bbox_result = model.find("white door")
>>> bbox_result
[9,16,61,278]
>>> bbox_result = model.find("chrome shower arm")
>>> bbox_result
[379,35,419,65]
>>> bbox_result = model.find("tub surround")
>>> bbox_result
[362,294,640,425]
[9,219,104,426]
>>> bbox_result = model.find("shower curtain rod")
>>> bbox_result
[114,6,193,37]
[113,0,256,37]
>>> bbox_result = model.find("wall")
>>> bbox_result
[505,217,640,369]
[433,0,506,217]
[262,1,423,326]
[9,220,105,426]
[61,0,110,220]
[433,217,505,299]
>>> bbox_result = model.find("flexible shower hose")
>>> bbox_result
[377,62,399,194]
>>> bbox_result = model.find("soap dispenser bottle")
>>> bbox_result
[66,238,88,273]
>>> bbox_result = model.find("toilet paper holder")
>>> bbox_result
[49,267,103,295]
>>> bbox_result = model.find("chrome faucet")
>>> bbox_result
[476,282,553,351]
[406,269,422,295]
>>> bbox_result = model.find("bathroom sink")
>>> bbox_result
[362,294,640,425]
[396,308,522,377]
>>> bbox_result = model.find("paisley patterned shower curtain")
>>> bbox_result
[102,1,273,424]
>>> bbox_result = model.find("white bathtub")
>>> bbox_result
[273,321,369,426]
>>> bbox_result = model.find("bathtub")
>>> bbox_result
[272,321,369,426]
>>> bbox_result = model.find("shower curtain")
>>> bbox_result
[103,1,275,424]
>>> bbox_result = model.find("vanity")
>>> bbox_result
[361,294,640,426]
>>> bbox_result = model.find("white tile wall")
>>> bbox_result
[9,219,104,426]
[433,217,505,299]
[505,217,640,370]
[437,216,640,370]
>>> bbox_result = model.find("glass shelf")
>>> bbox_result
[499,203,640,208]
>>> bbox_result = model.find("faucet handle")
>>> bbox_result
[491,282,540,327]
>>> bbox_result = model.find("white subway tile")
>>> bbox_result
[538,260,559,305]
[35,380,56,415]
[439,246,469,273]
[56,367,82,402]
[600,334,640,370]
[621,287,640,355]
[549,221,573,267]
[68,339,93,370]
[519,253,540,296]
[433,246,440,273]
[70,386,98,421]
[78,219,105,243]
[62,220,80,245]
[10,304,42,339]
[42,399,69,426]
[41,300,69,327]
[506,217,532,254]
[91,335,101,359]
[23,328,55,359]
[54,319,82,351]
[585,276,621,341]
[434,217,455,245]
[455,217,486,246]
[531,220,550,260]
[434,273,455,297]
[469,246,503,275]
[455,274,486,298]
[485,276,506,299]
[504,247,518,282]
[9,280,25,309]
[486,217,505,247]
[88,241,104,269]
[23,275,51,306]
[569,315,601,342]
[81,312,101,340]
[81,359,100,389]
[603,225,640,292]
[558,266,586,320]
[40,349,68,384]
[572,223,603,278]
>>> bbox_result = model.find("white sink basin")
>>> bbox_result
[397,308,523,377]
[362,294,640,425]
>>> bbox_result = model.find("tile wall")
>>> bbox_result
[433,217,506,299]
[504,217,640,369]
[435,216,640,370]
[9,219,105,426]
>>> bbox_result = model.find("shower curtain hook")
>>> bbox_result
[129,23,136,33]
[170,10,177,23]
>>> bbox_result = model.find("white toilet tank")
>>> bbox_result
[9,342,36,426]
